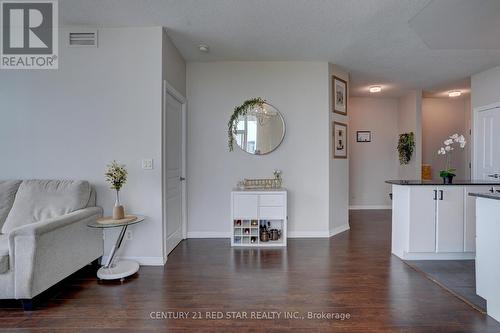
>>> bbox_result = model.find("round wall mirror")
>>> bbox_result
[233,103,285,155]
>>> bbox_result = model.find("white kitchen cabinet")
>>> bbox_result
[408,186,436,253]
[436,186,464,252]
[464,186,494,252]
[473,194,500,322]
[391,184,493,260]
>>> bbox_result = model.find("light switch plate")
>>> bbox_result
[142,159,153,170]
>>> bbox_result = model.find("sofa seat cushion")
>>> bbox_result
[0,235,9,274]
[1,180,91,234]
[0,181,22,230]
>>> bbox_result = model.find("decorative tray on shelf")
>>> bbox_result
[238,178,282,190]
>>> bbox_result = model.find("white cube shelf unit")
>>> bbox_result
[231,189,287,247]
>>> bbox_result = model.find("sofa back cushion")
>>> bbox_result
[1,180,91,234]
[0,180,22,230]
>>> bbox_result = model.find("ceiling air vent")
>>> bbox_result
[68,30,98,47]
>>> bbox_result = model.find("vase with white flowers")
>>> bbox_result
[105,161,128,220]
[437,133,466,184]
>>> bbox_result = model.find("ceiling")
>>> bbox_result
[59,0,500,97]
[422,78,470,99]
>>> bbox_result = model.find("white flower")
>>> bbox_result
[437,133,466,157]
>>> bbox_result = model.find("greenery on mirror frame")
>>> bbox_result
[397,132,415,165]
[228,97,266,151]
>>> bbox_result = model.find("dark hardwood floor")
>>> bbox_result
[1,210,500,332]
[405,259,486,313]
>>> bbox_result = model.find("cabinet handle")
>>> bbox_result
[439,190,444,201]
[433,190,437,201]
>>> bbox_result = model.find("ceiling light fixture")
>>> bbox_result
[369,86,382,93]
[448,91,461,97]
[198,44,210,53]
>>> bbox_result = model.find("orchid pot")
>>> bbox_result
[437,134,466,184]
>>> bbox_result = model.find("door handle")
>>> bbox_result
[439,190,444,201]
[180,177,186,181]
[488,174,499,178]
[433,190,437,201]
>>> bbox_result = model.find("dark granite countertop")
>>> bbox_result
[386,180,500,186]
[469,192,500,200]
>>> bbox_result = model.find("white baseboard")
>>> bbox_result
[349,205,391,210]
[399,252,476,260]
[101,256,165,266]
[188,230,349,239]
[187,231,231,238]
[329,223,350,237]
[287,230,330,238]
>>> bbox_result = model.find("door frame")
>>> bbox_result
[472,102,500,179]
[162,80,187,263]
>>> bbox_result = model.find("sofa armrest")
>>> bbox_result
[8,207,103,237]
[8,207,103,299]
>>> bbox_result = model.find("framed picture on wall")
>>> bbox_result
[333,76,348,115]
[333,121,348,159]
[356,131,371,142]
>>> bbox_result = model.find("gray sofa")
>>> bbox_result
[0,180,103,309]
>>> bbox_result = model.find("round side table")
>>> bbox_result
[88,215,145,281]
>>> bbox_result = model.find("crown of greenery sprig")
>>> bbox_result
[228,97,266,151]
[105,161,128,191]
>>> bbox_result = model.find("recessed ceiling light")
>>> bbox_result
[448,91,461,97]
[198,44,210,53]
[369,86,382,93]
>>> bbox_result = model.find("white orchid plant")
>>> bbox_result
[437,133,466,179]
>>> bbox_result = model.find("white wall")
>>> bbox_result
[0,27,166,265]
[349,97,399,208]
[422,97,470,180]
[398,90,422,180]
[163,29,187,97]
[471,64,500,109]
[329,64,350,234]
[186,62,331,237]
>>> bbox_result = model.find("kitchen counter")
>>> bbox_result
[471,194,500,322]
[469,192,500,200]
[389,182,494,260]
[386,180,499,186]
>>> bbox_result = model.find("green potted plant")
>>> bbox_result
[397,132,415,165]
[437,134,466,184]
[227,97,266,151]
[105,161,128,220]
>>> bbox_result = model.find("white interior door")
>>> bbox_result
[474,106,500,181]
[163,86,185,258]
